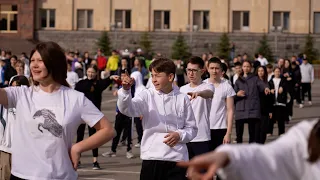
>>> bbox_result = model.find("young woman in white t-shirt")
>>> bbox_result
[0,42,115,180]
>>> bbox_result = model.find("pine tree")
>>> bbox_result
[171,31,190,60]
[217,33,230,60]
[303,34,318,62]
[256,34,273,62]
[96,31,112,56]
[139,31,152,54]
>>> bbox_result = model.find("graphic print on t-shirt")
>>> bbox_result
[33,109,63,138]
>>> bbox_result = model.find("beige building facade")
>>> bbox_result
[32,0,320,34]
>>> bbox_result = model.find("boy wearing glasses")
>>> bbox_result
[118,57,197,180]
[180,56,215,159]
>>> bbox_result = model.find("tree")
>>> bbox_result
[139,32,152,54]
[217,33,230,60]
[171,31,190,60]
[303,34,318,62]
[96,31,112,56]
[256,34,273,62]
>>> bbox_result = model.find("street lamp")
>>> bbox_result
[186,24,199,53]
[270,26,283,60]
[110,22,122,50]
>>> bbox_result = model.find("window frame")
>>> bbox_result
[0,4,18,33]
[314,12,320,34]
[114,9,132,30]
[153,10,170,31]
[77,9,93,30]
[193,10,210,31]
[272,11,290,32]
[232,11,250,32]
[39,8,56,29]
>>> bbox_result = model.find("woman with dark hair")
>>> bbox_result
[283,59,294,122]
[179,118,320,180]
[256,66,272,144]
[75,64,115,169]
[234,60,270,144]
[269,67,288,136]
[0,41,115,180]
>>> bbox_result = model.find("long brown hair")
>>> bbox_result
[255,66,268,83]
[30,42,69,87]
[308,119,320,163]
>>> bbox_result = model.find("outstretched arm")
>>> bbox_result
[0,89,8,107]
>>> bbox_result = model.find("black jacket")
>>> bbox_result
[234,73,268,120]
[75,78,112,110]
[268,78,288,105]
[4,65,17,82]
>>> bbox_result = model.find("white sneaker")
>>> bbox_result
[308,101,312,106]
[126,151,134,159]
[134,143,140,148]
[102,151,116,157]
[299,104,304,108]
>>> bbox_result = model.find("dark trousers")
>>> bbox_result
[257,115,269,144]
[112,112,132,152]
[270,106,287,135]
[236,118,259,143]
[134,117,143,143]
[295,85,302,104]
[287,92,294,117]
[140,160,187,180]
[77,124,98,157]
[10,174,25,180]
[186,141,211,160]
[301,83,312,102]
[210,129,227,151]
[121,117,143,144]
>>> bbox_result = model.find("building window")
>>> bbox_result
[154,10,170,30]
[115,10,131,29]
[0,4,18,32]
[273,12,290,31]
[314,12,320,34]
[193,11,209,30]
[40,9,55,28]
[232,11,250,31]
[77,9,93,29]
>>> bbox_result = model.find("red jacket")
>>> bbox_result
[97,56,107,71]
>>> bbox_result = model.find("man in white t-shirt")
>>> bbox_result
[66,61,79,89]
[180,56,214,159]
[257,54,269,66]
[204,57,235,152]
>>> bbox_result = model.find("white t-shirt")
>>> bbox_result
[4,86,104,180]
[203,79,236,129]
[67,71,79,89]
[258,57,269,66]
[180,82,214,142]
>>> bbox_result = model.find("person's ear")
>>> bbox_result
[169,73,175,82]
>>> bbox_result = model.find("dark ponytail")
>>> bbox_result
[308,119,320,163]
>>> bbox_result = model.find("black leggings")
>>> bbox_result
[77,124,98,157]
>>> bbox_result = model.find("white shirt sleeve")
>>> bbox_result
[176,96,198,143]
[226,84,236,97]
[311,65,314,82]
[80,95,104,127]
[216,120,315,180]
[117,88,146,117]
[4,86,27,108]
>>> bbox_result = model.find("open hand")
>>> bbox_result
[237,90,245,97]
[178,151,230,180]
[163,132,180,147]
[278,87,283,94]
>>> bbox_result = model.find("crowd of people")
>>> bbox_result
[0,43,318,180]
